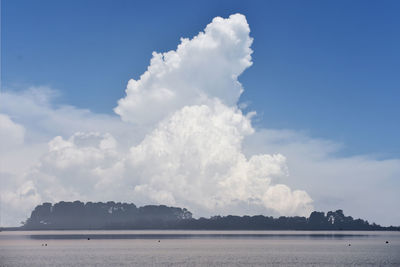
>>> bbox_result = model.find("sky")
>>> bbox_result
[1,1,400,226]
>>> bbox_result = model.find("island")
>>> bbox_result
[13,201,400,231]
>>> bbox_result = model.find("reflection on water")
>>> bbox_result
[0,230,391,239]
[1,231,399,266]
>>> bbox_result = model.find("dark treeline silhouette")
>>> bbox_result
[22,201,400,230]
[23,201,192,230]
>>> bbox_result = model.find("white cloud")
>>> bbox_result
[0,115,41,226]
[114,14,253,127]
[1,13,399,227]
[0,87,142,144]
[0,88,138,226]
[0,114,25,149]
[243,129,400,225]
[0,14,313,225]
[113,14,312,216]
[126,100,313,216]
[1,179,41,226]
[2,100,312,224]
[34,132,124,200]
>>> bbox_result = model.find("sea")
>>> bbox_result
[0,230,399,266]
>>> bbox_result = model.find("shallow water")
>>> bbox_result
[1,230,399,266]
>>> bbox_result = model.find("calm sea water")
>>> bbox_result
[0,230,399,266]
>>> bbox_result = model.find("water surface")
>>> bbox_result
[1,230,399,266]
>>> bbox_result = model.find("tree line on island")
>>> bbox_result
[21,201,399,230]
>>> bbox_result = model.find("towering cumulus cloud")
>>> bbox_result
[115,14,253,126]
[128,101,312,215]
[0,14,314,225]
[116,14,313,216]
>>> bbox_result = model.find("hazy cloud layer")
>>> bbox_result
[0,87,142,144]
[0,114,25,149]
[1,14,399,226]
[244,130,400,225]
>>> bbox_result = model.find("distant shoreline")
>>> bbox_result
[2,227,400,232]
[13,201,400,231]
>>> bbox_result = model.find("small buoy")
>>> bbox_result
[158,240,160,242]
[87,238,90,240]
[45,244,47,246]
[386,241,389,244]
[348,244,351,246]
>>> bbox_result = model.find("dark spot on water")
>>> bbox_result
[88,238,90,240]
[158,240,160,242]
[386,241,389,244]
[348,244,351,246]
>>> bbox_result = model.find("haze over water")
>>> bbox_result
[1,230,399,266]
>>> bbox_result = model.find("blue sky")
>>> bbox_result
[2,0,400,157]
[2,1,400,226]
